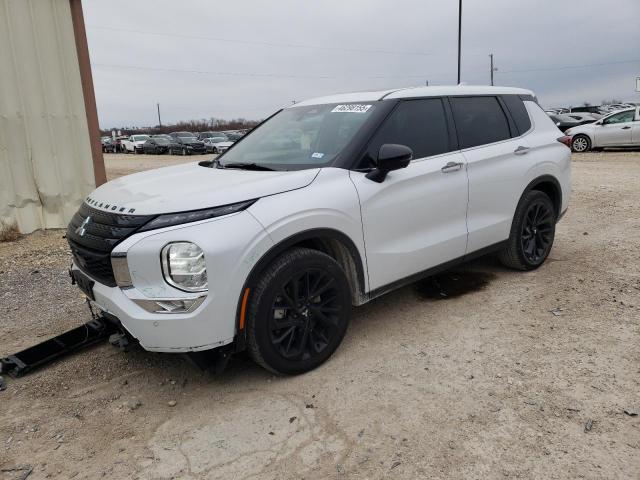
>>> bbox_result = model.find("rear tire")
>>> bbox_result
[498,190,556,271]
[571,134,591,153]
[246,248,351,375]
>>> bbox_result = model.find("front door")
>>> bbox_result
[595,110,635,146]
[350,98,468,292]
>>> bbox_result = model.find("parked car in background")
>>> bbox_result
[197,131,226,140]
[142,137,174,154]
[566,106,640,152]
[168,132,206,155]
[548,114,581,133]
[121,134,151,154]
[101,138,118,153]
[565,112,601,122]
[203,137,234,154]
[546,107,569,115]
[569,105,602,114]
[152,134,173,140]
[225,132,244,141]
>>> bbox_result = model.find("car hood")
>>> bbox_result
[213,141,233,147]
[85,162,320,215]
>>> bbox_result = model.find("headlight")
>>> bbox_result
[161,242,208,292]
[138,200,256,232]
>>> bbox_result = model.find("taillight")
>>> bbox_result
[557,136,571,147]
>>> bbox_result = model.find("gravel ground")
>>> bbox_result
[1,151,639,480]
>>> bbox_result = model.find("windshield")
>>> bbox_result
[154,138,169,144]
[219,103,377,170]
[133,135,150,141]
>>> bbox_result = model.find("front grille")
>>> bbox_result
[67,203,154,286]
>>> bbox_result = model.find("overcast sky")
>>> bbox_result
[84,0,640,128]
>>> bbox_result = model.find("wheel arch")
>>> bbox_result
[522,175,562,219]
[234,228,367,350]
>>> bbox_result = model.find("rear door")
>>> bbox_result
[350,98,468,291]
[450,95,529,253]
[595,110,635,146]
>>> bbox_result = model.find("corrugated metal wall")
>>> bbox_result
[0,0,96,233]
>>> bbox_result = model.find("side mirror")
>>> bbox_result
[366,144,413,183]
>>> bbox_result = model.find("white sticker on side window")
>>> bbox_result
[331,104,372,113]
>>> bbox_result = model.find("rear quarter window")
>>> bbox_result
[502,95,532,135]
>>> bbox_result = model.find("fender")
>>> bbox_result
[233,228,366,351]
[522,174,562,218]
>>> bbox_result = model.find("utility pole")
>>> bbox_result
[457,0,462,84]
[425,80,429,86]
[156,103,162,127]
[489,53,494,86]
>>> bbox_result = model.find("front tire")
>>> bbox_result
[498,190,556,271]
[247,248,351,375]
[571,134,591,153]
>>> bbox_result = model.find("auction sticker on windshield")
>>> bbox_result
[331,104,372,113]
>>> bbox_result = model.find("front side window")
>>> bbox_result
[450,96,511,149]
[603,110,634,125]
[219,103,378,170]
[363,98,450,164]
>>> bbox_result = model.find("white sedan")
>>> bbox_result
[566,107,640,152]
[203,137,234,154]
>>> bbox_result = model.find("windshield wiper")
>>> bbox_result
[219,162,276,171]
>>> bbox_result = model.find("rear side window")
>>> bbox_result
[450,96,511,149]
[502,95,532,135]
[366,98,450,161]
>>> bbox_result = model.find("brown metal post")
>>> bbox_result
[69,0,106,186]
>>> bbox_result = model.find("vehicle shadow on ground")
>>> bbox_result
[94,255,508,386]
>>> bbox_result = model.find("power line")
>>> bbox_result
[498,59,640,74]
[92,62,431,80]
[87,25,436,57]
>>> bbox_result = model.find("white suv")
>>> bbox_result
[68,86,571,374]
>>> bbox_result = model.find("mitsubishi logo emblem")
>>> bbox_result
[76,216,92,237]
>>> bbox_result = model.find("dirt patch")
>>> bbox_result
[1,151,639,479]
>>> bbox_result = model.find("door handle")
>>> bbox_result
[441,161,463,173]
[514,145,529,155]
[621,126,631,130]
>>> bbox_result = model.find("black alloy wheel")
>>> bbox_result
[498,190,556,270]
[520,200,554,264]
[269,269,341,360]
[247,248,351,374]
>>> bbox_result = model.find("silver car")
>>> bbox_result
[566,107,640,152]
[203,137,234,154]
